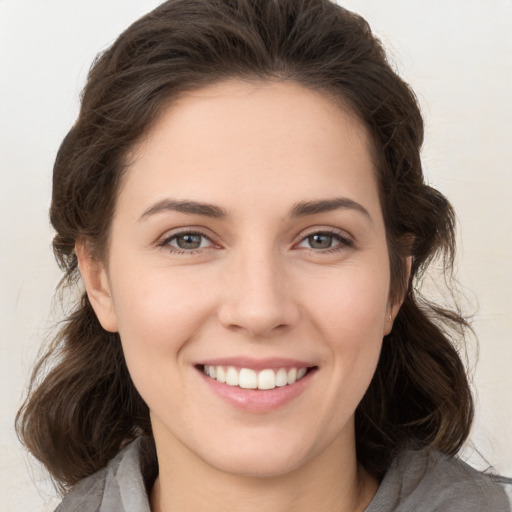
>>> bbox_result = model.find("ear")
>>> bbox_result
[75,240,118,332]
[383,255,412,335]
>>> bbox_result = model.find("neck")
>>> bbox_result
[150,431,378,512]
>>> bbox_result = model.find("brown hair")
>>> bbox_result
[17,0,473,488]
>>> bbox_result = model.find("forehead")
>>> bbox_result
[118,79,380,222]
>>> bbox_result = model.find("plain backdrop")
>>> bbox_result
[1,1,511,510]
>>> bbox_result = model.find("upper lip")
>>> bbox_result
[196,357,316,371]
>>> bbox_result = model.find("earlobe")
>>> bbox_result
[75,241,118,332]
[383,308,395,336]
[384,255,413,336]
[383,303,401,336]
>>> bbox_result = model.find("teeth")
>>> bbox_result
[275,368,288,387]
[258,369,275,390]
[239,368,257,389]
[216,366,226,383]
[287,367,297,384]
[225,367,239,386]
[203,365,309,390]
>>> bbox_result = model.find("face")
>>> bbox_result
[84,80,397,478]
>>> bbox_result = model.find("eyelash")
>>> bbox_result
[157,229,213,254]
[295,230,354,254]
[157,228,354,255]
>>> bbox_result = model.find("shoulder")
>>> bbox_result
[366,447,511,512]
[54,438,151,512]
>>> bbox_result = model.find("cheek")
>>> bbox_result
[107,265,220,417]
[303,261,390,336]
[302,261,389,386]
[109,263,218,363]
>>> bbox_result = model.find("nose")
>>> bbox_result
[218,250,300,338]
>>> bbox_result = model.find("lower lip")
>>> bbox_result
[198,368,316,413]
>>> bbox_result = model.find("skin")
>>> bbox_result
[78,79,405,511]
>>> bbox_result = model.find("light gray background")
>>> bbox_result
[1,1,511,510]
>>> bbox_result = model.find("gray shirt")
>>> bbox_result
[55,438,511,511]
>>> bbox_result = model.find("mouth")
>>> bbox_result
[198,364,315,390]
[194,358,318,412]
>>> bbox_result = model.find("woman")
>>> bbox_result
[16,0,510,510]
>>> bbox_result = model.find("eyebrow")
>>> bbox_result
[138,196,371,222]
[290,197,372,222]
[139,199,228,221]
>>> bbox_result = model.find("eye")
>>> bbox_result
[161,231,214,252]
[296,230,353,251]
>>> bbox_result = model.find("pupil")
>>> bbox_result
[309,234,332,249]
[177,234,201,249]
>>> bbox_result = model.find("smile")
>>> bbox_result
[197,361,317,412]
[202,365,308,390]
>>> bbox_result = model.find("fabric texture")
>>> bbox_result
[365,448,511,512]
[55,438,511,512]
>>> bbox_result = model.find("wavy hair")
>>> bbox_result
[16,0,473,488]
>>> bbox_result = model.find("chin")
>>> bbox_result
[197,432,317,479]
[206,451,305,479]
